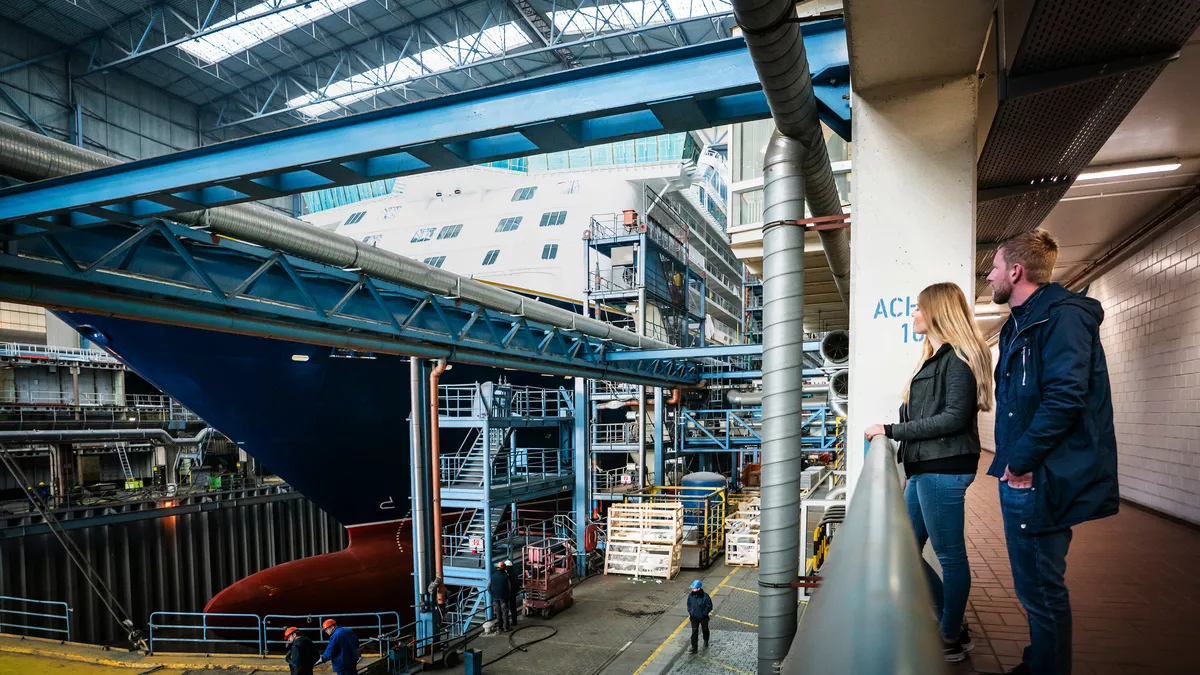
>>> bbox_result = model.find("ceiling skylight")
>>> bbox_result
[179,0,369,64]
[288,23,532,117]
[552,0,731,35]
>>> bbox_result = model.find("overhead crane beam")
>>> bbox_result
[0,21,849,236]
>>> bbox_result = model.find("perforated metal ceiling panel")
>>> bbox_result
[974,0,1200,279]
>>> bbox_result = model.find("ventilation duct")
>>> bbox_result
[828,369,848,417]
[731,0,850,303]
[0,124,672,352]
[819,329,849,365]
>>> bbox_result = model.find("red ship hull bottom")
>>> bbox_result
[205,520,414,620]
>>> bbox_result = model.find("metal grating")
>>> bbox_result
[974,0,1200,270]
[1012,0,1200,74]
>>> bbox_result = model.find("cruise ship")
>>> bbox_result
[56,130,742,618]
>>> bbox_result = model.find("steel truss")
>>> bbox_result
[0,220,700,387]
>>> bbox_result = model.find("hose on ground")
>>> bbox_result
[481,624,559,667]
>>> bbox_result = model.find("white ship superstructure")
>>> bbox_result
[302,132,743,344]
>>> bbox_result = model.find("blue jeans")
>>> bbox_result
[904,472,975,641]
[999,481,1073,675]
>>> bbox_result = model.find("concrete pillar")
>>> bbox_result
[846,76,979,496]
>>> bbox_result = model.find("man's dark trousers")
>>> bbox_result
[690,616,709,651]
[1000,481,1073,675]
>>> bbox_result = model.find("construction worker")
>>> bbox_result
[687,580,712,654]
[504,559,521,624]
[489,561,512,632]
[316,619,359,674]
[283,626,319,675]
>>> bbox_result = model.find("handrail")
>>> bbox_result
[0,595,71,640]
[783,436,943,673]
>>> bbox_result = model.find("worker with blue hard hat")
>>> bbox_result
[686,579,712,654]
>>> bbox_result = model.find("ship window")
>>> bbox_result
[361,234,383,247]
[411,227,435,243]
[344,211,367,225]
[381,206,403,220]
[557,180,580,195]
[512,186,538,201]
[496,216,522,232]
[482,249,500,266]
[541,244,559,260]
[437,223,463,240]
[539,211,567,227]
[423,256,446,268]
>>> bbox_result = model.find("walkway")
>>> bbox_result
[954,453,1200,675]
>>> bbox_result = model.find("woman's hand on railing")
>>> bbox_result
[864,424,887,440]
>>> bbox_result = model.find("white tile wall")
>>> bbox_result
[1088,212,1200,524]
[981,215,1200,523]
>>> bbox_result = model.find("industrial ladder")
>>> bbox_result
[115,442,134,481]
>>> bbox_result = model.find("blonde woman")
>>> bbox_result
[865,282,993,663]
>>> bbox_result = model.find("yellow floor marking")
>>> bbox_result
[696,654,755,675]
[713,614,758,628]
[631,568,739,675]
[727,586,759,595]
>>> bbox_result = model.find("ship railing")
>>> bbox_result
[263,611,401,656]
[590,380,640,400]
[592,421,639,446]
[508,387,570,419]
[437,384,479,418]
[0,595,71,641]
[0,342,121,364]
[147,611,263,655]
[588,266,639,294]
[592,466,635,493]
[492,447,570,489]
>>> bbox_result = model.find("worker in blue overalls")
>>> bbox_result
[316,618,359,674]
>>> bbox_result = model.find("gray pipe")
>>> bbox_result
[410,358,429,599]
[0,427,214,445]
[757,131,807,673]
[783,437,943,674]
[0,123,672,352]
[731,0,850,302]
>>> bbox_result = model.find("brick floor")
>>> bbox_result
[953,454,1200,675]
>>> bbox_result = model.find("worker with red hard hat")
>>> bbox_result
[283,626,319,675]
[316,618,360,674]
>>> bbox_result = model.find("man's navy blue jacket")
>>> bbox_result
[988,283,1119,533]
[687,590,712,618]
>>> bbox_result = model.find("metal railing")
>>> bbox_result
[592,421,640,446]
[493,447,570,489]
[148,611,263,654]
[590,380,640,399]
[593,466,636,492]
[146,610,402,656]
[437,384,569,420]
[783,436,942,673]
[0,342,121,364]
[680,409,762,448]
[0,595,71,640]
[263,612,401,656]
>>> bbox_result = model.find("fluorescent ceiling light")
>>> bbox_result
[288,23,531,117]
[1076,159,1181,182]
[179,0,369,64]
[974,311,1006,318]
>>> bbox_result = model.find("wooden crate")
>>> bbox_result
[607,503,684,545]
[726,531,759,567]
[604,541,682,579]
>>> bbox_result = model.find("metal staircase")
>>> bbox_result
[458,505,509,557]
[447,428,511,488]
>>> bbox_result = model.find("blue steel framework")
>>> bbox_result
[0,22,849,236]
[0,221,700,388]
[434,382,575,629]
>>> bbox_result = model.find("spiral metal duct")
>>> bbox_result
[0,123,672,352]
[731,0,850,303]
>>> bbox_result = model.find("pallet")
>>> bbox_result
[725,531,759,567]
[604,541,682,579]
[607,503,684,545]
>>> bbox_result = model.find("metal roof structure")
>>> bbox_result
[0,0,737,136]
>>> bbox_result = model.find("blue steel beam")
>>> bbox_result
[0,221,699,387]
[0,21,848,234]
[602,341,820,361]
